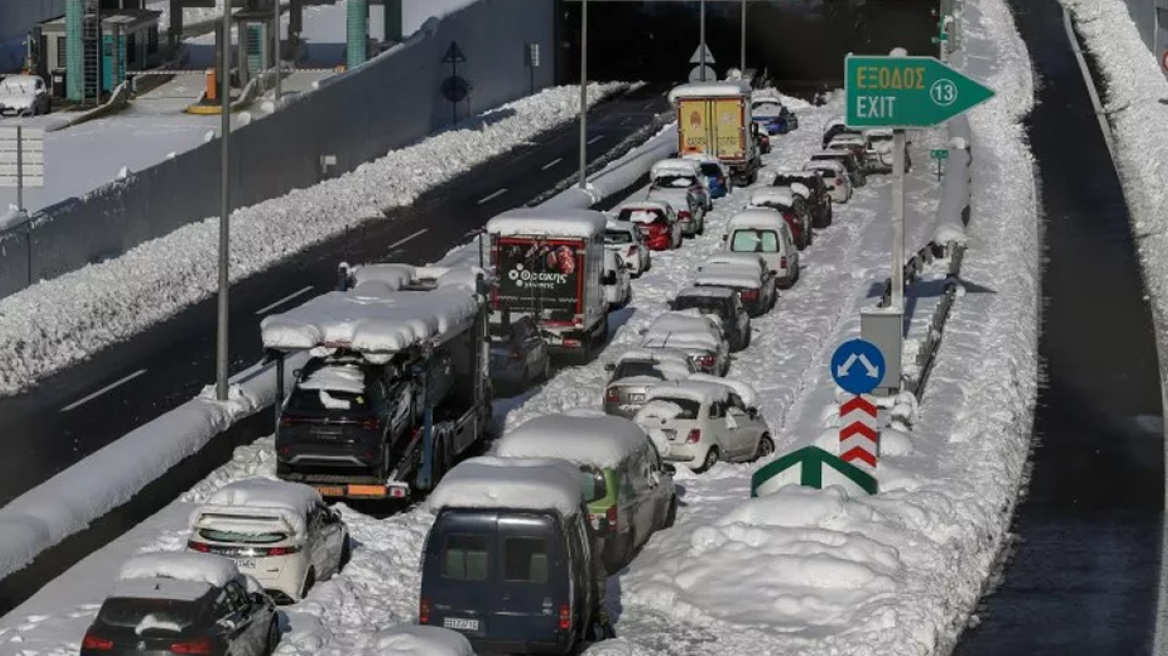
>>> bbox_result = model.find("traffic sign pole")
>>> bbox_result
[892,128,905,313]
[699,0,707,81]
[839,394,879,470]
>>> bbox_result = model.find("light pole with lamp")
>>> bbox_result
[699,0,707,80]
[740,0,747,72]
[578,0,588,189]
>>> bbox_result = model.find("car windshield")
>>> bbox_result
[811,168,837,179]
[673,296,729,317]
[730,229,779,253]
[617,208,663,224]
[197,527,288,544]
[605,230,633,245]
[655,175,694,189]
[752,101,782,115]
[97,598,202,630]
[613,361,668,380]
[648,397,702,420]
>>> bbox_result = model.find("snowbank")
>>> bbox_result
[1058,0,1168,359]
[364,624,474,656]
[0,83,624,396]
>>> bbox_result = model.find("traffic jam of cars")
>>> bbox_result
[76,78,909,655]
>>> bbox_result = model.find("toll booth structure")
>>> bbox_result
[33,7,161,102]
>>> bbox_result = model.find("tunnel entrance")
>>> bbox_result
[556,0,938,93]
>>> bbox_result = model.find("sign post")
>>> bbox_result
[442,41,467,125]
[845,54,993,383]
[0,126,46,213]
[688,43,716,84]
[930,147,949,181]
[831,339,885,475]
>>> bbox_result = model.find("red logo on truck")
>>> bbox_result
[689,110,703,128]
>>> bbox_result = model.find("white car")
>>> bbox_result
[640,310,730,376]
[862,128,912,173]
[634,379,772,473]
[604,219,651,276]
[186,478,350,604]
[723,208,801,288]
[651,158,714,211]
[603,249,632,310]
[0,74,50,116]
[804,160,853,204]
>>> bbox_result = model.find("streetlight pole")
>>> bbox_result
[578,0,588,189]
[216,4,232,401]
[740,0,746,72]
[273,0,282,101]
[699,0,707,81]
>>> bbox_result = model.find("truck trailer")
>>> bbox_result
[669,80,763,186]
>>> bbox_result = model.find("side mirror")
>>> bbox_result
[603,363,615,372]
[748,408,758,419]
[250,592,267,607]
[603,272,617,285]
[721,234,727,241]
[662,463,677,476]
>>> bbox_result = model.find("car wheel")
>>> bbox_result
[542,357,552,382]
[754,435,775,461]
[663,495,678,528]
[696,447,720,474]
[744,328,752,349]
[299,568,316,600]
[265,619,280,655]
[339,534,352,570]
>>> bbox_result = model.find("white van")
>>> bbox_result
[722,209,800,288]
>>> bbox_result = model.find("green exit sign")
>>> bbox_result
[930,148,950,160]
[845,55,995,128]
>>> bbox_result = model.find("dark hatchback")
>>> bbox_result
[773,171,833,229]
[419,508,604,655]
[81,580,278,656]
[670,287,751,352]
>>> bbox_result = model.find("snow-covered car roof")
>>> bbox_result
[829,133,866,146]
[0,75,45,93]
[366,624,474,656]
[114,552,243,601]
[804,160,847,174]
[613,346,695,370]
[681,152,723,168]
[428,456,585,517]
[605,219,637,235]
[695,265,763,290]
[486,208,607,238]
[650,158,701,179]
[669,80,752,101]
[750,188,796,209]
[726,208,787,231]
[773,168,822,180]
[495,414,650,470]
[685,373,761,409]
[676,285,736,300]
[642,312,723,351]
[191,478,323,537]
[260,286,478,361]
[617,200,671,215]
[646,380,731,406]
[864,128,895,139]
[812,150,852,161]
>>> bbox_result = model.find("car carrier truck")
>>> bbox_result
[261,264,492,501]
[669,80,763,186]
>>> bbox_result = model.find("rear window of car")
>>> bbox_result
[648,397,702,420]
[605,230,633,245]
[580,465,609,503]
[197,528,288,544]
[674,296,730,317]
[613,361,667,380]
[286,388,369,413]
[503,537,549,583]
[655,175,694,189]
[699,164,721,177]
[97,598,202,629]
[730,229,779,253]
[443,534,490,581]
[617,208,663,223]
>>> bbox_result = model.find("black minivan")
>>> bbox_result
[419,461,608,654]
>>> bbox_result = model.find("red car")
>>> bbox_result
[613,201,682,251]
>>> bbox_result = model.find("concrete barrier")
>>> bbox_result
[0,0,555,300]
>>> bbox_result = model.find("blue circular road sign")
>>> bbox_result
[830,339,886,395]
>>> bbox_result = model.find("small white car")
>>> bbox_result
[0,74,50,117]
[604,219,651,276]
[640,310,730,376]
[603,249,632,310]
[862,128,912,173]
[723,208,801,288]
[634,379,772,472]
[186,478,350,604]
[804,160,853,204]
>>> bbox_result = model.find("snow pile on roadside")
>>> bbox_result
[1059,0,1168,354]
[0,83,624,397]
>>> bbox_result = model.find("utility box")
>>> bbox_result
[861,306,903,396]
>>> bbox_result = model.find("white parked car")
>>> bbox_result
[603,249,632,310]
[723,208,801,288]
[0,74,50,117]
[603,346,697,417]
[862,128,912,173]
[604,219,651,276]
[640,310,730,376]
[647,160,708,237]
[634,379,772,473]
[694,252,778,317]
[804,160,853,204]
[186,478,350,604]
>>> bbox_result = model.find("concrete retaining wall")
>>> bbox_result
[0,0,554,299]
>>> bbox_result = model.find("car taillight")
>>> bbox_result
[606,505,618,530]
[170,637,212,654]
[361,418,378,430]
[686,428,702,444]
[677,210,691,221]
[510,346,524,360]
[260,545,301,556]
[559,604,572,631]
[605,387,620,403]
[187,540,210,553]
[82,634,114,650]
[698,355,716,369]
[628,245,638,255]
[279,416,299,426]
[562,338,581,348]
[741,288,759,301]
[419,597,431,624]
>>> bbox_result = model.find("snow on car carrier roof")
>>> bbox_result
[495,414,649,470]
[486,208,607,238]
[260,285,478,361]
[428,456,585,517]
[669,80,752,101]
[343,263,485,297]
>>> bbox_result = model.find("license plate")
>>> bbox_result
[629,393,644,403]
[663,429,678,442]
[314,485,345,497]
[233,558,256,570]
[443,617,480,631]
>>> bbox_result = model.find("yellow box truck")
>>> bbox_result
[669,80,763,186]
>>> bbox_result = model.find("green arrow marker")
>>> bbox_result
[845,55,995,128]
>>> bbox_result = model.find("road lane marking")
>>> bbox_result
[476,188,508,204]
[254,285,314,316]
[587,134,605,145]
[62,369,148,413]
[387,228,429,251]
[541,157,564,171]
[641,100,655,110]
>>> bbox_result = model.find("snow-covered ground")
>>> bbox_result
[0,83,623,397]
[1059,0,1168,364]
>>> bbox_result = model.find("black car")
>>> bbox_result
[670,286,752,352]
[822,124,863,149]
[82,571,279,655]
[773,171,833,229]
[419,504,608,655]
